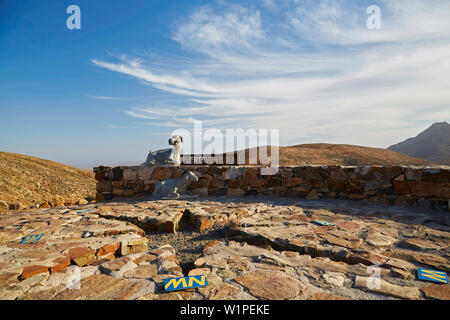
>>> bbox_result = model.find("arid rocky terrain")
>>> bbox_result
[0,151,96,211]
[1,196,449,300]
[1,146,431,213]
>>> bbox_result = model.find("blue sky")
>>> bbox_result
[1,0,449,168]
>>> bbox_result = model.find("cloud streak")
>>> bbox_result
[86,94,135,101]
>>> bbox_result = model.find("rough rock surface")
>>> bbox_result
[1,196,449,300]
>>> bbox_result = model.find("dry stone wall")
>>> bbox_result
[94,165,450,211]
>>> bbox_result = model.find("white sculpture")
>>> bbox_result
[143,135,183,166]
[152,171,199,199]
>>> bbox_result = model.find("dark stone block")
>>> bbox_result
[327,178,346,192]
[104,193,114,201]
[266,176,282,188]
[110,167,123,181]
[422,169,450,183]
[245,189,258,196]
[217,188,227,196]
[95,171,106,181]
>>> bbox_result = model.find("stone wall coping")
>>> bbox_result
[94,164,450,172]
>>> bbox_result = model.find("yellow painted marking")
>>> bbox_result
[165,277,187,290]
[188,275,206,287]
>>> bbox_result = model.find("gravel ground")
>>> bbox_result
[146,215,228,274]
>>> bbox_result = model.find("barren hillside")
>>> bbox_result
[279,143,432,166]
[0,151,96,210]
[218,143,432,166]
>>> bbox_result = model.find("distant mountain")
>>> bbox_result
[388,122,450,165]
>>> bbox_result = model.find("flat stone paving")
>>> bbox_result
[0,196,449,300]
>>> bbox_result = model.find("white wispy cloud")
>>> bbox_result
[105,124,134,129]
[86,94,135,101]
[172,4,265,54]
[91,0,450,148]
[287,0,450,45]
